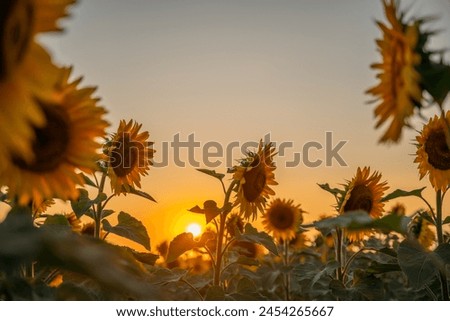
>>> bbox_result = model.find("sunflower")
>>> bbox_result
[366,0,425,143]
[415,113,450,191]
[233,141,277,220]
[1,67,108,205]
[262,198,304,242]
[410,215,435,250]
[340,167,389,242]
[0,0,76,172]
[106,120,155,195]
[225,213,244,237]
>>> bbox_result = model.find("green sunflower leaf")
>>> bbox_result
[317,183,345,197]
[71,189,94,218]
[397,239,438,288]
[44,214,70,226]
[196,168,225,181]
[443,216,450,225]
[127,186,157,203]
[166,232,196,263]
[205,286,225,301]
[102,212,151,251]
[236,223,278,255]
[314,211,410,235]
[420,62,450,106]
[148,268,188,284]
[381,187,426,202]
[80,173,97,188]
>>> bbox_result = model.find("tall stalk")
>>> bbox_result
[213,181,236,287]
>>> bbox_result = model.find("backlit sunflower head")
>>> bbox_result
[232,141,277,220]
[340,167,389,242]
[106,120,155,195]
[366,0,429,143]
[409,215,435,250]
[1,66,109,205]
[0,0,75,81]
[226,213,244,237]
[0,0,76,172]
[262,198,304,242]
[415,113,450,191]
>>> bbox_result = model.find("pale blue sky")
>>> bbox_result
[39,0,450,245]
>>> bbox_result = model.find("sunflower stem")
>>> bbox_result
[436,189,444,245]
[438,269,450,301]
[213,212,226,287]
[334,228,344,282]
[283,239,290,301]
[213,181,237,287]
[94,172,108,239]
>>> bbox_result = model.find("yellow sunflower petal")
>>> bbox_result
[1,66,108,205]
[106,120,155,195]
[233,140,277,220]
[415,112,450,191]
[340,166,389,242]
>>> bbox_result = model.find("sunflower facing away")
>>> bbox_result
[233,141,277,220]
[1,67,108,205]
[366,0,425,143]
[106,120,155,195]
[340,167,389,242]
[262,198,304,242]
[415,113,450,191]
[0,0,76,172]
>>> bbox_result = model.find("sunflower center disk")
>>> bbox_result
[14,102,70,172]
[111,133,139,178]
[343,184,373,213]
[425,129,450,170]
[242,165,266,202]
[0,0,34,80]
[268,205,295,230]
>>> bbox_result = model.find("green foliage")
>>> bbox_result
[397,240,450,289]
[126,186,157,203]
[236,223,278,255]
[314,211,410,235]
[102,212,151,251]
[71,188,107,218]
[196,169,225,181]
[166,233,197,263]
[381,187,426,202]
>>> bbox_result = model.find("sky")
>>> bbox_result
[38,0,450,249]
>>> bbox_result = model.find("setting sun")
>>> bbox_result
[186,223,202,237]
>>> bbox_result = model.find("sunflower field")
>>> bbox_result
[1,0,450,302]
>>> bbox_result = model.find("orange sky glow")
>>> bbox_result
[24,0,450,249]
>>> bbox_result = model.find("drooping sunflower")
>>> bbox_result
[1,67,109,205]
[366,0,425,143]
[106,120,155,195]
[226,213,244,237]
[233,141,277,220]
[415,113,450,191]
[262,198,304,242]
[0,0,76,171]
[340,167,389,242]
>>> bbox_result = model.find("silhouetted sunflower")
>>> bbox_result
[262,198,304,242]
[106,120,154,195]
[2,67,108,205]
[233,141,277,220]
[415,113,450,191]
[366,0,424,143]
[340,167,389,241]
[0,0,76,172]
